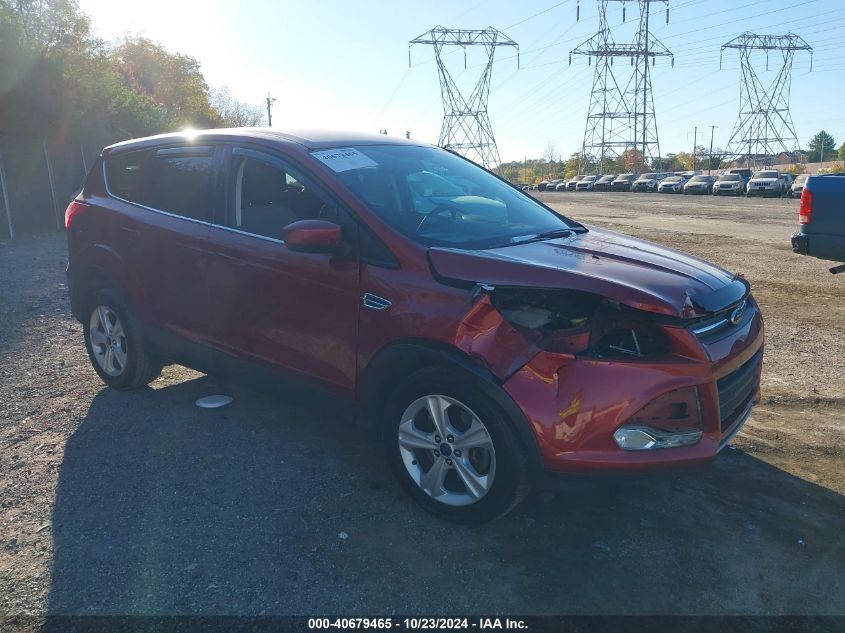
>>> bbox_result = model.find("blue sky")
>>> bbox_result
[78,0,845,163]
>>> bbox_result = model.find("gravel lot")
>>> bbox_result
[1,192,843,620]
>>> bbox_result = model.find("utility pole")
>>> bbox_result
[266,93,276,127]
[708,125,717,175]
[691,125,697,171]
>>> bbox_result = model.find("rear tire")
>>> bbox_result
[83,289,163,390]
[382,367,530,524]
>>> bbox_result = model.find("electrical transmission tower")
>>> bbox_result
[570,1,672,173]
[721,33,813,166]
[409,27,518,170]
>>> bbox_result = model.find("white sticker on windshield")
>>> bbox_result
[311,147,378,172]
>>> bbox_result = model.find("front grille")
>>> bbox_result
[717,350,762,431]
[688,295,755,343]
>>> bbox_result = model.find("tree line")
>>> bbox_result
[0,0,264,148]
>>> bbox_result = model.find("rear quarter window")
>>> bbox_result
[104,150,151,202]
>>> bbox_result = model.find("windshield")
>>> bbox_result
[754,171,778,179]
[718,174,741,182]
[616,174,635,181]
[664,176,682,183]
[689,176,710,182]
[319,144,581,249]
[638,173,656,180]
[582,176,597,182]
[795,174,808,184]
[598,175,615,182]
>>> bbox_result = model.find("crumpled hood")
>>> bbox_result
[428,226,748,318]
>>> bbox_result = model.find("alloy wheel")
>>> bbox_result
[397,394,496,507]
[88,305,128,377]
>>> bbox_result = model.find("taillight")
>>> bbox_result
[799,188,813,225]
[64,200,89,230]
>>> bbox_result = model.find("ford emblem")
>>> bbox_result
[729,300,747,326]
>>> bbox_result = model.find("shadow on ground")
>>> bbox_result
[46,377,845,616]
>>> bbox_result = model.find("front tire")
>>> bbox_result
[382,367,530,524]
[83,289,163,390]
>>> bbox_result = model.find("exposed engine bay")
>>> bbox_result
[455,285,671,379]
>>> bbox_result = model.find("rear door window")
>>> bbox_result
[141,148,216,222]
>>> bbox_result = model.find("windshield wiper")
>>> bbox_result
[507,227,582,246]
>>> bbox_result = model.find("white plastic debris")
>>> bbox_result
[195,395,233,409]
[338,531,349,540]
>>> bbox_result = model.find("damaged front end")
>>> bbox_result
[454,285,672,381]
[452,282,762,472]
[430,229,762,471]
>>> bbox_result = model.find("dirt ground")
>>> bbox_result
[0,193,843,620]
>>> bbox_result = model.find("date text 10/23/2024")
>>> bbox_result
[307,618,528,630]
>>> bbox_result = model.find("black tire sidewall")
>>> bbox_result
[382,368,529,525]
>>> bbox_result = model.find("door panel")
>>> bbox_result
[204,148,360,393]
[138,214,214,349]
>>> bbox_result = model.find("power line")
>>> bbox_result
[571,0,673,172]
[409,27,519,169]
[721,32,813,165]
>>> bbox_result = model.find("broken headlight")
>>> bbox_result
[486,288,669,359]
[588,310,669,358]
[590,326,667,358]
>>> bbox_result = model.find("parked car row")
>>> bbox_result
[536,169,807,197]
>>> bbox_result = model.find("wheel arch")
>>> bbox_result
[360,339,545,477]
[68,244,132,322]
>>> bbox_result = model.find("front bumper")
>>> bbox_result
[632,183,656,192]
[747,185,777,196]
[791,232,809,255]
[504,299,764,473]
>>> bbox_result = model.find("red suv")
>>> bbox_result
[66,129,764,523]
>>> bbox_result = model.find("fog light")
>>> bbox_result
[614,427,657,450]
[614,426,703,451]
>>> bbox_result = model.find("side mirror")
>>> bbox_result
[282,219,343,253]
